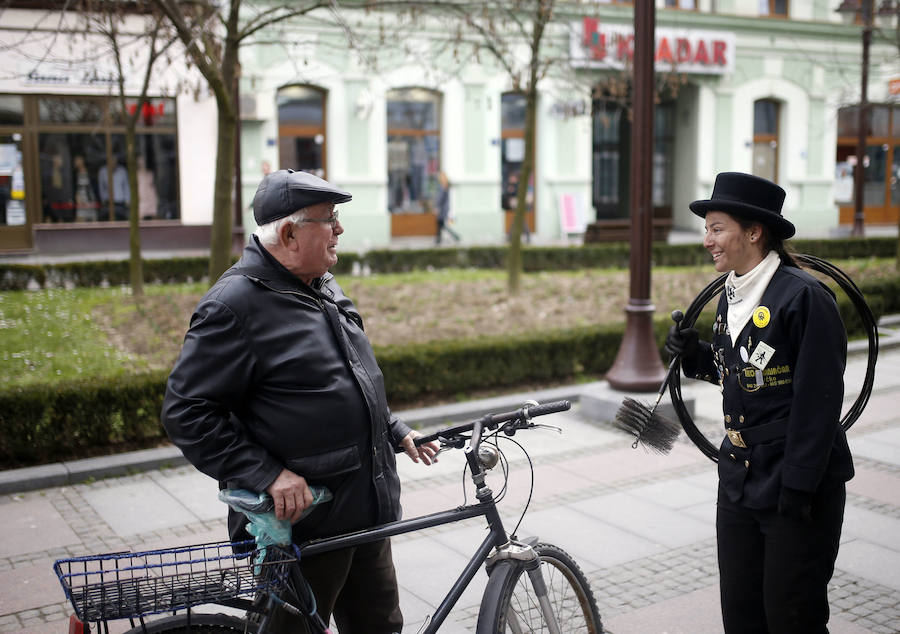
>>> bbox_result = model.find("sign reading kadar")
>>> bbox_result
[571,18,736,75]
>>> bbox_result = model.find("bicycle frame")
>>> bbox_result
[286,442,514,634]
[57,401,576,634]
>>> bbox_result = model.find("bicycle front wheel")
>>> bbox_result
[476,542,602,633]
[123,612,257,633]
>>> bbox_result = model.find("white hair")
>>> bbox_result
[254,208,307,247]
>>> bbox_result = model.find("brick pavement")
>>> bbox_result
[1,342,898,633]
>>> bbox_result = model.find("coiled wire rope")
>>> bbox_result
[668,253,879,462]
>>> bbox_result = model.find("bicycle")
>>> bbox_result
[55,399,603,633]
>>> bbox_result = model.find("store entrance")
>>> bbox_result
[0,132,32,251]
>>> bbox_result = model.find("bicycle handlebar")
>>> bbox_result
[413,400,571,447]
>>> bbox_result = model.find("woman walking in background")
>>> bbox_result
[434,171,460,245]
[665,172,853,633]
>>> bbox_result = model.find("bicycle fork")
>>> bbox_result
[489,541,563,634]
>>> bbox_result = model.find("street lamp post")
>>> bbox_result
[838,0,874,237]
[604,0,667,391]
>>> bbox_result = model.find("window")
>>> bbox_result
[753,99,780,183]
[592,101,623,218]
[759,0,788,16]
[665,0,696,9]
[277,85,326,177]
[500,93,534,214]
[836,104,900,217]
[386,88,440,214]
[31,96,178,223]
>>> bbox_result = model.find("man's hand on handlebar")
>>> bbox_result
[266,469,314,523]
[401,430,440,465]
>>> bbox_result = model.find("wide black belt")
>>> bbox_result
[725,417,788,449]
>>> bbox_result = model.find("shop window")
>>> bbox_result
[386,88,440,214]
[277,85,326,177]
[0,96,24,125]
[592,101,623,219]
[759,0,788,16]
[836,104,900,219]
[39,97,104,124]
[591,98,674,221]
[26,95,179,224]
[753,99,780,183]
[653,104,674,209]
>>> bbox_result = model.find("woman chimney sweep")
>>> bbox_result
[665,172,853,634]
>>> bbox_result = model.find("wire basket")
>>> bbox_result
[54,540,295,622]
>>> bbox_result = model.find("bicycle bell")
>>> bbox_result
[478,445,500,470]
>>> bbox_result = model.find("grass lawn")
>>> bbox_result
[1,258,896,390]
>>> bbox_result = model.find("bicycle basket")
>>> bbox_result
[53,540,295,622]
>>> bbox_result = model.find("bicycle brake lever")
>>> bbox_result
[534,423,563,434]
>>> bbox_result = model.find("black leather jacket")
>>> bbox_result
[162,237,411,541]
[684,264,853,509]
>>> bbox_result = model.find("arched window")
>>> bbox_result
[386,88,440,216]
[277,85,326,177]
[753,99,780,183]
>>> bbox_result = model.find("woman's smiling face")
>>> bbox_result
[702,211,765,275]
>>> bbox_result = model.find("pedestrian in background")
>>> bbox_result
[665,172,853,633]
[434,171,460,245]
[162,169,439,633]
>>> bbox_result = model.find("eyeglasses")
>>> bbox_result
[295,209,339,230]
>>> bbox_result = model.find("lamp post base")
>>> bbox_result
[605,301,668,392]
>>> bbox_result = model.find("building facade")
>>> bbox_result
[0,6,218,256]
[1,1,897,257]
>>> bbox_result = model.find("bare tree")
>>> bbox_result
[79,0,178,297]
[150,0,335,282]
[354,0,587,294]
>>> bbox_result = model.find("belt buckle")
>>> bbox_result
[726,428,747,449]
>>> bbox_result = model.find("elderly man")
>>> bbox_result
[162,169,438,633]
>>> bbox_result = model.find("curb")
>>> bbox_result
[3,325,898,497]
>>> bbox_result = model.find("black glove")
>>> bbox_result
[664,325,699,359]
[778,487,814,523]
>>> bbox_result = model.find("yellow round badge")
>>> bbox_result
[752,306,770,328]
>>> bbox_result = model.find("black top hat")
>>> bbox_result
[689,172,795,240]
[253,169,352,226]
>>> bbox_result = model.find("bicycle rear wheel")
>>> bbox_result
[123,612,256,633]
[476,542,603,633]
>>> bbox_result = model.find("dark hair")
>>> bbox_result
[738,218,798,268]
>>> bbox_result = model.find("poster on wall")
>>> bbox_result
[6,200,25,225]
[835,161,854,203]
[558,192,586,234]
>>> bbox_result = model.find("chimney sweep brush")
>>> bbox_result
[612,311,684,454]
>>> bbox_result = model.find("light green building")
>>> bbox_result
[237,0,898,249]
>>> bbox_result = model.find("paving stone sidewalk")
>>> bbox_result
[1,340,898,633]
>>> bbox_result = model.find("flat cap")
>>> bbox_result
[252,169,352,226]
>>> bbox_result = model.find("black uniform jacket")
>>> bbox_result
[162,237,411,541]
[684,264,854,509]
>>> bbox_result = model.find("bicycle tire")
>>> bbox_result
[122,612,257,633]
[476,542,603,633]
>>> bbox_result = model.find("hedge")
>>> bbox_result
[1,274,896,469]
[2,237,896,290]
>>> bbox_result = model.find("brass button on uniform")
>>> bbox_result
[744,460,750,468]
[739,415,745,423]
[729,453,736,461]
[725,414,732,423]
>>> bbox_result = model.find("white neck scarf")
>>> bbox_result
[724,250,780,346]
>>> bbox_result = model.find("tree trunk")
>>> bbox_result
[506,87,538,295]
[209,106,237,282]
[125,126,144,297]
